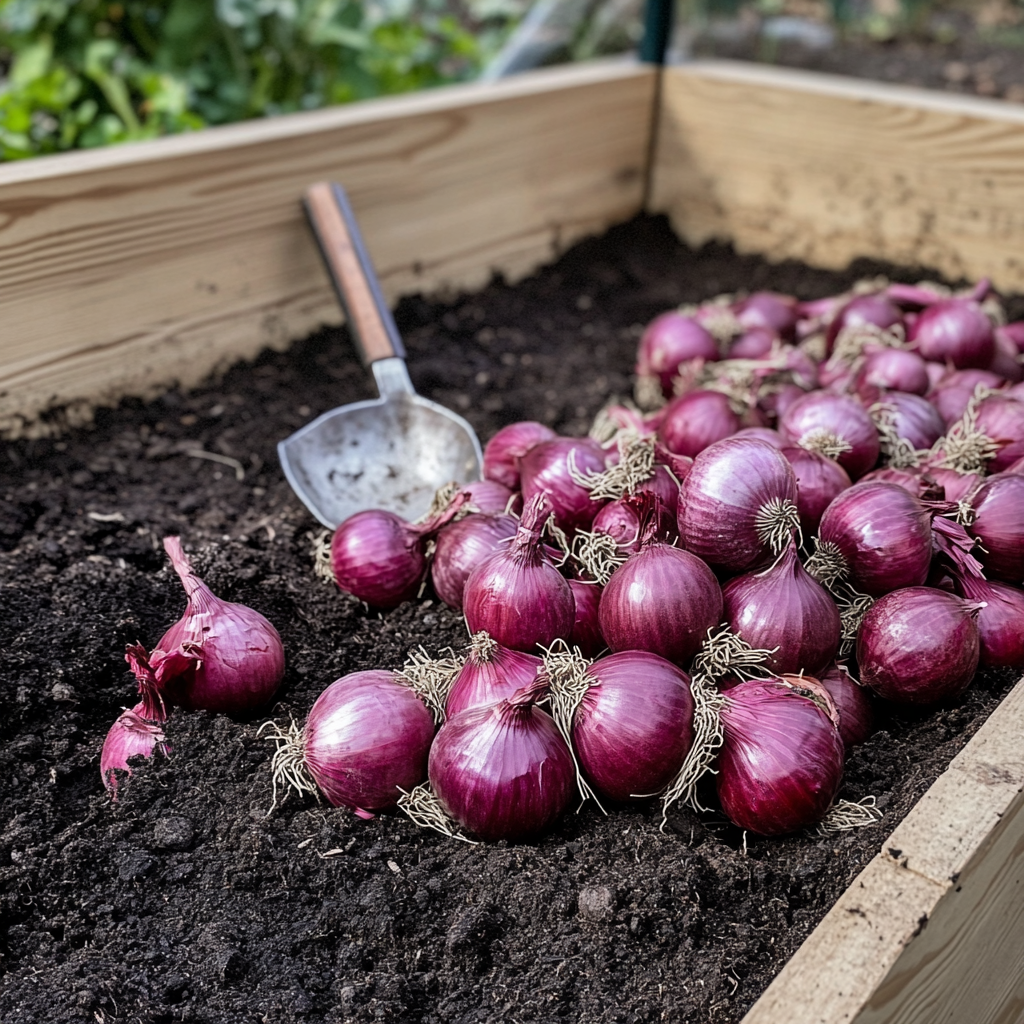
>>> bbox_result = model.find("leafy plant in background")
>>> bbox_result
[0,0,525,159]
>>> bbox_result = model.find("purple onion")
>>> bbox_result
[101,702,170,796]
[928,369,1004,426]
[973,395,1024,473]
[735,292,799,339]
[859,466,934,497]
[735,427,786,449]
[782,446,851,535]
[463,479,517,514]
[921,464,980,502]
[952,574,1024,669]
[568,579,606,658]
[966,473,1024,582]
[483,421,557,490]
[910,298,995,369]
[657,389,742,459]
[446,633,543,718]
[779,391,880,479]
[873,391,945,453]
[519,437,607,534]
[856,348,929,396]
[717,677,844,835]
[826,293,903,354]
[857,588,981,704]
[999,321,1024,354]
[989,327,1024,383]
[431,512,517,610]
[758,382,806,423]
[817,664,874,751]
[722,537,840,676]
[636,312,719,394]
[729,327,777,359]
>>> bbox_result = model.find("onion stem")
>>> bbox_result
[397,783,478,844]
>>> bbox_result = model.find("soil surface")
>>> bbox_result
[1,214,1021,1024]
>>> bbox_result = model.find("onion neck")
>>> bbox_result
[164,535,206,600]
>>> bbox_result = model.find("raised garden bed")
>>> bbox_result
[2,59,1024,1024]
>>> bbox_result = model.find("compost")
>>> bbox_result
[1,215,1020,1024]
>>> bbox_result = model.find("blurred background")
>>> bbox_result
[0,0,1021,160]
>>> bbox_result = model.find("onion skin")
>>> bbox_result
[967,473,1024,583]
[782,446,851,535]
[304,670,435,812]
[875,391,946,452]
[817,482,933,596]
[759,383,806,424]
[658,389,742,459]
[568,580,606,659]
[779,391,880,480]
[431,512,518,610]
[857,588,981,704]
[716,678,845,836]
[954,577,1024,669]
[856,348,929,397]
[599,543,722,667]
[722,539,840,676]
[571,651,695,804]
[729,327,776,359]
[519,437,607,534]
[429,689,574,842]
[910,298,995,369]
[928,369,1004,426]
[463,479,517,514]
[974,396,1024,474]
[446,638,543,718]
[680,437,800,573]
[483,421,557,490]
[735,292,799,339]
[859,466,931,496]
[923,465,980,502]
[735,427,786,449]
[818,664,874,751]
[101,702,169,796]
[989,327,1024,383]
[636,312,719,394]
[826,293,903,353]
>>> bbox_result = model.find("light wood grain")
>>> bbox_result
[0,60,653,436]
[650,61,1024,293]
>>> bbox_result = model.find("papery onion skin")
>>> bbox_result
[779,391,880,480]
[519,438,608,534]
[782,446,851,536]
[818,664,874,751]
[636,312,719,393]
[463,479,517,514]
[430,689,574,842]
[569,580,606,659]
[101,702,169,795]
[573,652,695,803]
[817,482,933,596]
[716,678,844,836]
[967,473,1024,583]
[722,539,840,676]
[680,437,800,573]
[910,298,995,369]
[431,512,518,610]
[658,389,742,459]
[304,670,435,812]
[857,588,980,705]
[483,421,557,489]
[446,637,543,718]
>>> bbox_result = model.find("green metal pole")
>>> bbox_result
[639,0,674,64]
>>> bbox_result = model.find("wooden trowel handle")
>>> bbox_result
[303,182,406,365]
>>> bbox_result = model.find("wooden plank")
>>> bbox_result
[0,60,654,436]
[744,677,1024,1024]
[650,61,1024,294]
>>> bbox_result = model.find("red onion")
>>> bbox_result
[810,481,934,596]
[446,632,543,717]
[826,293,903,354]
[969,395,1024,473]
[546,648,695,804]
[817,664,873,751]
[273,669,436,815]
[782,446,851,535]
[735,427,786,448]
[483,421,557,489]
[735,292,799,339]
[331,494,467,609]
[989,327,1024,383]
[464,494,575,652]
[568,579,605,658]
[965,472,1024,582]
[729,327,777,359]
[857,588,981,704]
[871,391,945,462]
[722,537,840,676]
[657,389,742,459]
[779,391,880,479]
[928,369,1003,426]
[856,348,929,396]
[429,681,574,841]
[1000,321,1024,354]
[909,298,995,369]
[679,437,801,573]
[599,515,722,667]
[920,463,980,502]
[127,537,285,716]
[431,512,517,610]
[859,466,935,498]
[519,437,607,534]
[100,702,169,796]
[636,312,719,394]
[716,677,844,835]
[463,479,517,514]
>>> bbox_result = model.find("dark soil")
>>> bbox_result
[1,214,1020,1024]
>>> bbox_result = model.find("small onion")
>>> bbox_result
[735,292,799,339]
[856,348,929,397]
[857,588,981,704]
[928,369,1004,426]
[519,437,607,534]
[100,703,169,796]
[483,421,557,489]
[910,298,995,369]
[568,579,606,659]
[716,677,845,836]
[1001,321,1024,354]
[463,479,517,514]
[722,537,840,676]
[826,293,903,353]
[972,395,1024,473]
[859,466,934,498]
[431,512,517,610]
[966,473,1024,583]
[658,389,742,459]
[636,312,719,394]
[817,664,874,751]
[446,632,543,718]
[729,327,777,359]
[782,446,851,536]
[921,464,980,502]
[429,683,574,842]
[779,391,880,480]
[873,391,945,454]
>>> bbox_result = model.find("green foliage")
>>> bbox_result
[0,0,518,159]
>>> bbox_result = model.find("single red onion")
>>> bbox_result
[546,648,695,804]
[599,514,722,667]
[100,702,169,796]
[872,391,945,456]
[429,681,574,842]
[568,580,605,658]
[857,588,981,704]
[464,494,575,652]
[463,479,517,514]
[722,536,840,675]
[636,312,719,394]
[811,482,935,596]
[971,395,1024,473]
[928,369,1003,426]
[657,389,742,459]
[729,327,777,359]
[859,466,934,497]
[989,327,1024,383]
[735,292,799,339]
[826,293,903,354]
[431,512,518,611]
[716,677,844,835]
[446,632,543,718]
[126,537,285,716]
[965,473,1024,582]
[925,360,947,390]
[910,298,995,369]
[519,437,607,534]
[679,437,801,573]
[483,421,557,489]
[735,427,786,449]
[919,462,980,502]
[817,664,874,751]
[782,446,851,535]
[779,391,880,479]
[999,321,1024,354]
[331,494,467,609]
[856,348,929,397]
